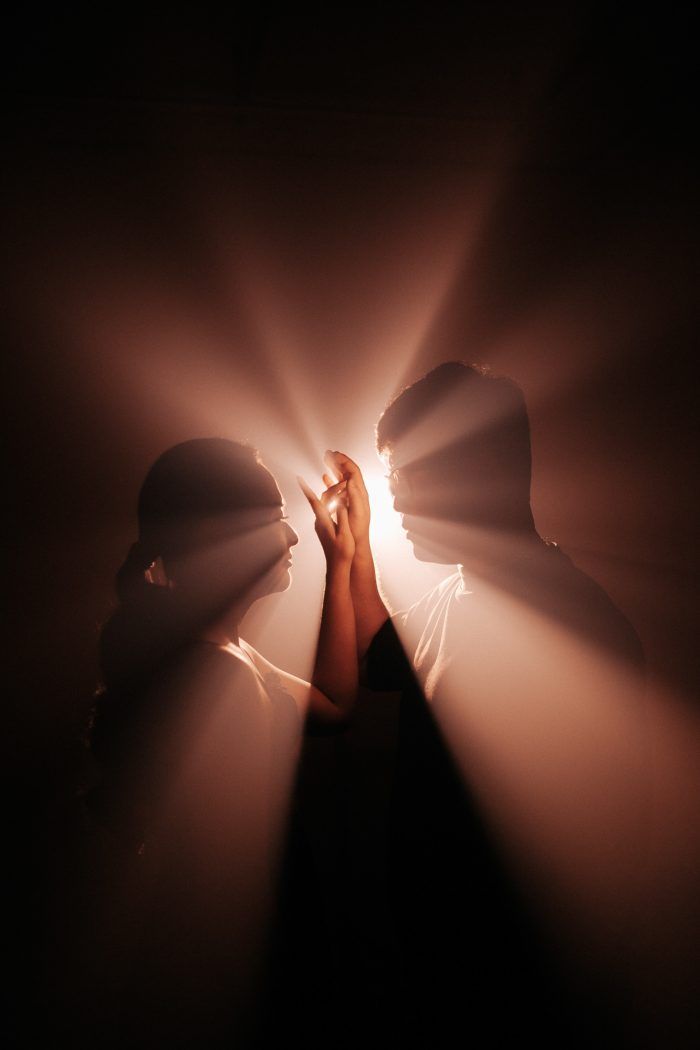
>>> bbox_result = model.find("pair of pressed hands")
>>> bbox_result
[298,450,371,570]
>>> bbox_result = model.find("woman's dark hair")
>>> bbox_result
[116,438,279,604]
[91,438,280,779]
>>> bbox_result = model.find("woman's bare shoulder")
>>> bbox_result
[156,640,268,717]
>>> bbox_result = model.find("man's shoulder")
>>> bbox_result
[365,572,460,679]
[538,545,645,671]
[395,571,462,628]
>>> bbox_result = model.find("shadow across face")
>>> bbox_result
[134,437,299,631]
[164,504,299,611]
[102,439,300,695]
[383,380,535,564]
[377,363,537,564]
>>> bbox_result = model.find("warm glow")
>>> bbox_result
[12,12,697,1045]
[364,461,402,548]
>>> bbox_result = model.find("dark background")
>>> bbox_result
[5,5,699,1045]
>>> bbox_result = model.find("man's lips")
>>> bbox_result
[402,519,429,546]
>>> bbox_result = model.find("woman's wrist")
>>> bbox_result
[326,558,353,583]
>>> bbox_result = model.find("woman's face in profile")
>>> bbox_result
[164,485,299,607]
[252,500,299,596]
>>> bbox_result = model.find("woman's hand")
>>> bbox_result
[320,451,389,658]
[322,450,371,551]
[298,475,355,569]
[297,474,359,723]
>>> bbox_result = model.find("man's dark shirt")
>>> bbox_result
[366,542,645,1047]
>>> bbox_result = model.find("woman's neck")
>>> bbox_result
[195,603,245,648]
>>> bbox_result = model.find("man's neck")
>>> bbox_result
[457,526,545,580]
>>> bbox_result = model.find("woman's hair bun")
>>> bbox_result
[115,541,157,604]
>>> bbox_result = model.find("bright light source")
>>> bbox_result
[364,461,403,547]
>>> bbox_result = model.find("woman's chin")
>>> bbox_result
[275,565,292,592]
[264,561,292,594]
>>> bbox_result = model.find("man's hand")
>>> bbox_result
[323,450,371,550]
[321,450,388,656]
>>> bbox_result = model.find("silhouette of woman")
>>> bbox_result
[89,437,356,1047]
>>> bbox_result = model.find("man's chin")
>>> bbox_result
[408,536,457,565]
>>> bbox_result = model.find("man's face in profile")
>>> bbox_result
[386,448,468,565]
[386,435,530,565]
[379,369,533,566]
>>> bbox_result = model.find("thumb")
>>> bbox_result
[347,474,368,500]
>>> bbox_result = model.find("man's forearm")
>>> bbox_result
[350,539,389,659]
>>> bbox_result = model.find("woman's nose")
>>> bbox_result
[285,522,299,547]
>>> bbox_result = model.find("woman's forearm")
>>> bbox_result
[311,562,358,717]
[350,538,390,659]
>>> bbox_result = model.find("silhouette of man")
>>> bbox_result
[324,362,646,1047]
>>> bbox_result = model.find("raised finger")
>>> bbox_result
[327,450,367,491]
[322,452,343,483]
[320,480,347,506]
[297,476,334,528]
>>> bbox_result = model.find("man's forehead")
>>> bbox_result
[384,445,405,470]
[385,446,440,474]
